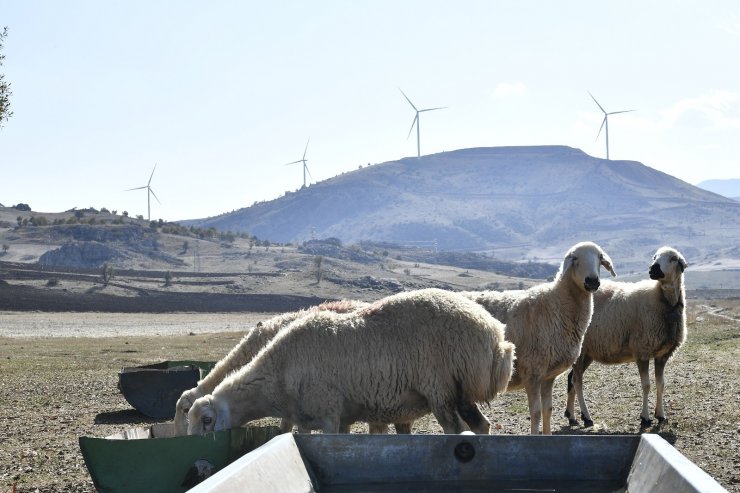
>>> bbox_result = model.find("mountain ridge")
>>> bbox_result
[188,146,740,272]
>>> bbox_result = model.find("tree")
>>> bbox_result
[0,27,12,128]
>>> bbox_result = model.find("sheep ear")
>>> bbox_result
[678,258,687,272]
[562,254,574,273]
[600,253,617,277]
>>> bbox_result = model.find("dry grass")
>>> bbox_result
[0,300,738,492]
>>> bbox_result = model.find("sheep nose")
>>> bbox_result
[649,263,664,280]
[584,276,600,292]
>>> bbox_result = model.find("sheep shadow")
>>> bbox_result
[555,421,678,445]
[94,409,161,426]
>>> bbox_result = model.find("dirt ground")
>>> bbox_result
[0,299,739,492]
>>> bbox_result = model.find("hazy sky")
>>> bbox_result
[2,1,739,221]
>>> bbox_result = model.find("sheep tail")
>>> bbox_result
[493,341,516,395]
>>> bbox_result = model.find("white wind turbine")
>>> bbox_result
[125,164,160,221]
[285,138,312,188]
[400,89,446,158]
[589,91,635,160]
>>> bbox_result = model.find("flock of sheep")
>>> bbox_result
[174,242,687,437]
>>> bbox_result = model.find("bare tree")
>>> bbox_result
[0,27,12,128]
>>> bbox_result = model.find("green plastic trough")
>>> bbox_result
[117,360,215,419]
[78,423,282,493]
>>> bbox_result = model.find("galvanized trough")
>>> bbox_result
[188,433,727,493]
[117,360,215,419]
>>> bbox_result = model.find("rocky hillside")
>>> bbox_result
[188,146,740,273]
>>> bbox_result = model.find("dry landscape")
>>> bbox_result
[0,296,738,492]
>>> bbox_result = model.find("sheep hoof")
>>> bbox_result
[581,415,594,428]
[640,417,653,428]
[656,416,667,423]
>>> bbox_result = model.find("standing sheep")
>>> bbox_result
[564,246,687,428]
[173,300,368,436]
[461,241,616,435]
[187,288,516,435]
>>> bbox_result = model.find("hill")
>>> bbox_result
[188,146,740,274]
[697,178,740,201]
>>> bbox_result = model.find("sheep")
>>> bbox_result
[461,241,616,435]
[187,288,516,436]
[564,246,687,428]
[173,300,369,436]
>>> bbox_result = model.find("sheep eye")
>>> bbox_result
[202,416,213,425]
[671,256,677,262]
[183,407,190,414]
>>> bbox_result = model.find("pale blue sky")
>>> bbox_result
[1,1,739,221]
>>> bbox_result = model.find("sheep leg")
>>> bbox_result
[564,369,578,425]
[636,359,652,427]
[393,422,412,434]
[573,356,594,427]
[524,381,543,435]
[540,378,555,436]
[654,356,668,423]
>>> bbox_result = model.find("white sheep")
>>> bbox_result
[173,300,368,436]
[461,241,616,435]
[187,288,516,435]
[564,246,687,428]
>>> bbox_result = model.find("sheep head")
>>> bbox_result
[649,246,687,281]
[174,388,202,436]
[560,242,616,292]
[187,395,231,435]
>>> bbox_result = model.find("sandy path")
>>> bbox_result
[0,311,277,337]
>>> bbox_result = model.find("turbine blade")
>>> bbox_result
[305,164,313,181]
[148,164,157,186]
[407,114,418,139]
[608,109,635,115]
[149,188,161,204]
[303,138,310,160]
[588,91,606,114]
[596,116,607,141]
[125,186,148,191]
[420,106,447,112]
[399,88,418,111]
[285,160,302,166]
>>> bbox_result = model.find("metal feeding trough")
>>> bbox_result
[118,360,215,419]
[78,423,282,493]
[188,433,727,493]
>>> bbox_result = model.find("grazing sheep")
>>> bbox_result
[173,300,367,436]
[187,288,515,435]
[564,246,687,428]
[461,241,616,435]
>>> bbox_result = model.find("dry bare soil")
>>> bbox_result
[0,300,739,492]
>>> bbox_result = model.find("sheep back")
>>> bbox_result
[583,279,687,363]
[217,288,514,430]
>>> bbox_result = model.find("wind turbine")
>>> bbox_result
[589,91,635,160]
[399,89,446,158]
[285,138,312,188]
[125,164,160,221]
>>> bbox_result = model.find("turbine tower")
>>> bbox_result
[125,164,160,221]
[399,89,446,158]
[285,138,312,188]
[589,91,635,160]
